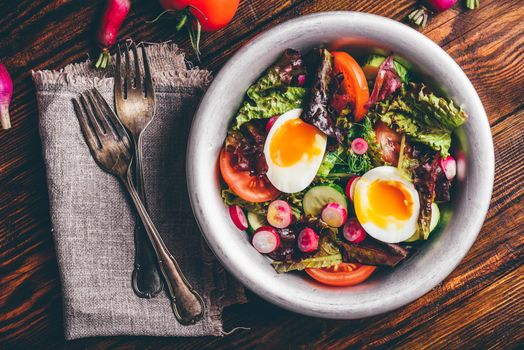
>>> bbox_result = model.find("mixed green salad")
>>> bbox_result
[218,48,466,287]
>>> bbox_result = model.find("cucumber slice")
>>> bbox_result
[303,184,348,217]
[247,211,266,234]
[429,202,440,233]
[405,202,440,242]
[362,55,410,83]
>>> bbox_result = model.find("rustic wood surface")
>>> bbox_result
[0,0,523,349]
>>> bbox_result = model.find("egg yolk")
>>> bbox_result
[269,118,323,167]
[364,180,414,228]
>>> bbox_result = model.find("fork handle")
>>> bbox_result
[122,173,205,325]
[131,136,163,298]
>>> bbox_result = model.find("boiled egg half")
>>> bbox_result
[264,109,327,193]
[354,166,420,243]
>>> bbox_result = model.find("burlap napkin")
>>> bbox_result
[32,43,246,340]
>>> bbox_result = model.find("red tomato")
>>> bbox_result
[305,263,376,287]
[160,0,239,32]
[219,149,280,203]
[375,121,401,165]
[332,51,370,122]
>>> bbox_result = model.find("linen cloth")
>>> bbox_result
[33,43,246,340]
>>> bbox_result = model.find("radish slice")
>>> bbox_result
[252,226,280,254]
[456,152,466,181]
[321,202,348,228]
[266,115,279,133]
[440,155,456,180]
[297,227,319,253]
[345,176,361,202]
[343,218,367,244]
[229,205,248,231]
[351,138,368,155]
[297,74,306,87]
[267,200,292,228]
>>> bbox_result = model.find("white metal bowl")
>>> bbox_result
[187,12,494,318]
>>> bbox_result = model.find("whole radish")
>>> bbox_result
[158,0,239,58]
[0,62,13,130]
[407,0,458,28]
[95,0,131,69]
[425,0,458,11]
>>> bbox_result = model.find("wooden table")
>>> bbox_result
[1,0,522,348]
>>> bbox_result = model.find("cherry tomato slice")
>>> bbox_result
[374,121,401,165]
[332,51,370,122]
[305,263,376,287]
[219,149,280,203]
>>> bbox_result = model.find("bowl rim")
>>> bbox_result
[187,11,494,319]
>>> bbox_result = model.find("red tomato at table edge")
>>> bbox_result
[160,0,240,32]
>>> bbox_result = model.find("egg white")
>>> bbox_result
[264,109,327,193]
[354,166,420,243]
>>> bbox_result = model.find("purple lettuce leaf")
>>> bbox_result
[366,56,403,108]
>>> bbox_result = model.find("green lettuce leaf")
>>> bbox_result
[370,84,467,156]
[246,48,306,100]
[221,188,269,215]
[272,236,342,273]
[234,87,306,129]
[397,135,420,180]
[272,254,342,273]
[410,86,467,130]
[316,148,342,178]
[233,49,308,129]
[360,116,383,166]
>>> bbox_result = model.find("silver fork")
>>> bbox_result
[114,41,162,299]
[73,89,205,325]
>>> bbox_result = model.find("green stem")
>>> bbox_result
[466,0,480,9]
[95,49,110,69]
[176,13,188,31]
[188,5,208,21]
[146,10,177,24]
[187,19,202,62]
[406,6,430,28]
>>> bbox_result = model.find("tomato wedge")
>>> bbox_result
[332,51,370,122]
[305,263,376,287]
[374,121,401,165]
[219,149,280,203]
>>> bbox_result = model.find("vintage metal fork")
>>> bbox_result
[114,41,162,299]
[73,89,205,325]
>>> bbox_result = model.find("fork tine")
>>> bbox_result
[115,43,124,102]
[91,88,129,141]
[80,92,104,136]
[84,90,113,135]
[130,42,143,93]
[124,42,131,98]
[141,45,155,99]
[73,97,100,151]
